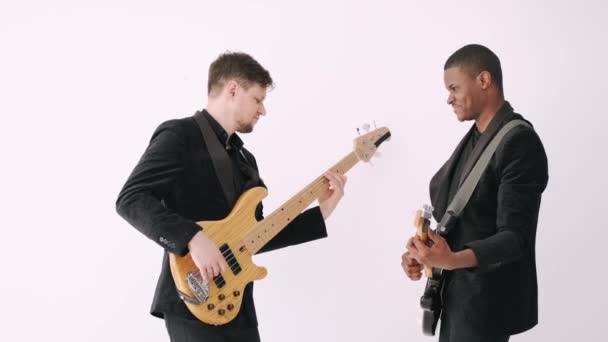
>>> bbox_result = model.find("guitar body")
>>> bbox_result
[420,269,443,335]
[414,205,445,336]
[169,186,269,325]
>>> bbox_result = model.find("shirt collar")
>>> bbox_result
[202,109,244,151]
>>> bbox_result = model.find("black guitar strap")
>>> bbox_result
[192,111,237,208]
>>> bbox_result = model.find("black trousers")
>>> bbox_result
[165,315,261,342]
[438,307,509,342]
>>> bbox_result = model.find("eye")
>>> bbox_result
[255,98,261,104]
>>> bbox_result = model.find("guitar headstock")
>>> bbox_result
[353,126,391,162]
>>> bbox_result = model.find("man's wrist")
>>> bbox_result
[447,249,479,270]
[188,230,203,249]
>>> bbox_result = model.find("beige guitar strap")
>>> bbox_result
[437,119,531,235]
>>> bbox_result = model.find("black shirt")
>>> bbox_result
[447,125,482,204]
[202,109,262,196]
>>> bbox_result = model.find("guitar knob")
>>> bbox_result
[420,296,433,310]
[227,304,234,311]
[207,304,215,310]
[233,290,240,297]
[219,294,226,301]
[218,309,225,315]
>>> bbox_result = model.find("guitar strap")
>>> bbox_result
[174,112,239,306]
[193,111,237,208]
[436,119,531,235]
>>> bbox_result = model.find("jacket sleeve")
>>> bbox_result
[464,126,548,274]
[257,206,328,254]
[115,120,200,256]
[239,149,328,254]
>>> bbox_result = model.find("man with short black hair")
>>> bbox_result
[402,44,548,342]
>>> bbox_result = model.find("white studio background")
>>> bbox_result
[1,1,606,341]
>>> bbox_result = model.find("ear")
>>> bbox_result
[477,71,492,90]
[225,79,239,97]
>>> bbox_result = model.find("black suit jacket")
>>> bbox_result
[429,102,548,336]
[116,114,327,331]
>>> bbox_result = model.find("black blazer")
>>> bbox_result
[429,102,548,336]
[116,115,327,331]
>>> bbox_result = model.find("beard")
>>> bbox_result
[236,119,255,133]
[237,125,254,133]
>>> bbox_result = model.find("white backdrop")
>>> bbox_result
[1,1,607,341]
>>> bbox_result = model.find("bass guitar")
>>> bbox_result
[170,126,391,325]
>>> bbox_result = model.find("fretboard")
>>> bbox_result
[243,152,360,254]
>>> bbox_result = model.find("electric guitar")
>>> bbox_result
[170,126,391,325]
[414,204,444,336]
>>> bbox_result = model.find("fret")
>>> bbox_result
[244,152,359,254]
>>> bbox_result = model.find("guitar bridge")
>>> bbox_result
[187,272,210,303]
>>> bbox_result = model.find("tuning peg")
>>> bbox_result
[361,123,371,132]
[373,120,377,128]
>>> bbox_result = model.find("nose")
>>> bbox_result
[259,103,266,116]
[447,93,454,105]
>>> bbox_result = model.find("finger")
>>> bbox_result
[204,266,213,283]
[332,173,346,191]
[412,237,430,252]
[323,172,339,191]
[428,229,443,243]
[324,172,344,192]
[402,262,415,277]
[412,241,431,265]
[407,248,420,260]
[404,260,420,272]
[407,269,422,280]
[211,262,220,277]
[323,172,335,187]
[412,273,422,280]
[405,255,420,266]
[407,264,422,273]
[206,266,215,281]
[402,255,414,269]
[200,267,209,282]
[406,237,418,252]
[402,251,417,265]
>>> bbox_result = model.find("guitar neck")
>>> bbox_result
[244,151,360,254]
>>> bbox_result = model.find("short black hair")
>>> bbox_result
[444,44,503,94]
[208,52,274,95]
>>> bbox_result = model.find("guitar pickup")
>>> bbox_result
[220,244,242,275]
[213,274,226,288]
